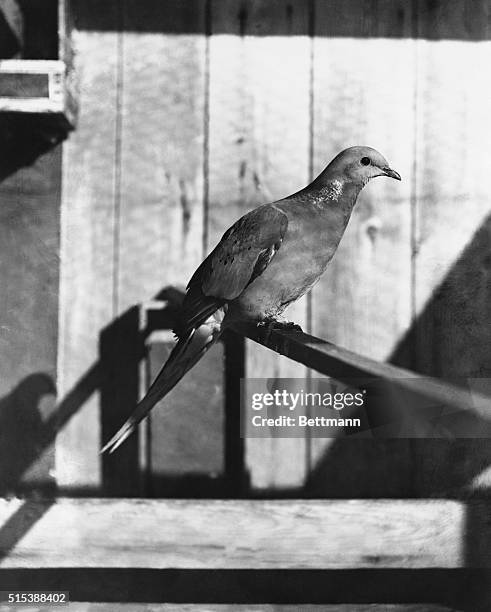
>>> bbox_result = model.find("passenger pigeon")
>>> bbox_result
[102,146,401,453]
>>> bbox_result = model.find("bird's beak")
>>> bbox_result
[382,166,401,181]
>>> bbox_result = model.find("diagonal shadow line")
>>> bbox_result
[0,292,190,560]
[0,363,100,561]
[0,499,54,562]
[2,298,178,496]
[3,362,102,491]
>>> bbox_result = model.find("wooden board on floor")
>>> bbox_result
[0,498,487,569]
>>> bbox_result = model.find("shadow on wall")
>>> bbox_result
[0,285,241,498]
[305,214,491,499]
[70,0,491,40]
[100,286,246,498]
[391,213,491,380]
[0,373,56,495]
[0,114,67,182]
[0,114,64,494]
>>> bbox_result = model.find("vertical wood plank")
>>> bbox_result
[208,0,311,491]
[116,1,211,494]
[56,1,120,491]
[408,1,491,497]
[308,0,415,497]
[117,0,206,309]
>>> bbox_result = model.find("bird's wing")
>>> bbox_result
[197,203,288,298]
[176,204,288,335]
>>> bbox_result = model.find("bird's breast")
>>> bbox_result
[228,204,350,322]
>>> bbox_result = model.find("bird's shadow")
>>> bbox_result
[0,373,57,496]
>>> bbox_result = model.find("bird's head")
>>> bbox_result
[328,146,401,185]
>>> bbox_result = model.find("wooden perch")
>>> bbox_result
[233,322,491,421]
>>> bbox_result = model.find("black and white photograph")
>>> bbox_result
[0,1,490,610]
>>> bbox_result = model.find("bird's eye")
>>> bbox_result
[360,157,371,166]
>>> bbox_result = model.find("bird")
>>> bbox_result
[101,146,401,453]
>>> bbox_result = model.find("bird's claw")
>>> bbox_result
[275,321,303,332]
[257,318,303,332]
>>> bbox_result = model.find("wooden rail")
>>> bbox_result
[0,498,489,569]
[233,322,491,420]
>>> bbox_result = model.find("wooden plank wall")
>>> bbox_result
[55,0,491,496]
[208,0,311,490]
[117,1,212,495]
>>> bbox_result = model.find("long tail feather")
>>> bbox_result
[101,318,221,454]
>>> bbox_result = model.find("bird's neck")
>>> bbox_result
[301,176,362,215]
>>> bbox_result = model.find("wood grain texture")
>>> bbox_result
[117,0,206,309]
[309,0,415,497]
[56,4,120,490]
[1,498,486,569]
[312,0,414,379]
[208,0,311,491]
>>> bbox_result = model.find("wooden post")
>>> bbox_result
[100,306,142,496]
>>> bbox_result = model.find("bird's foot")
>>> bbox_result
[276,320,303,332]
[257,318,303,333]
